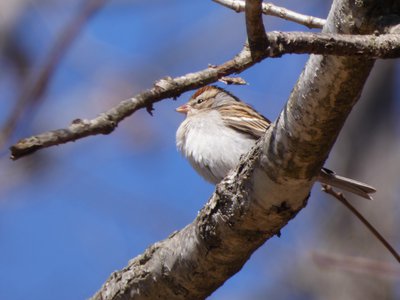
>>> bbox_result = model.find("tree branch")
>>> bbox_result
[9,32,400,160]
[245,0,268,59]
[266,31,400,58]
[213,0,326,28]
[90,0,391,298]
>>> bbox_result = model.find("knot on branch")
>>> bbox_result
[95,114,118,134]
[265,32,285,57]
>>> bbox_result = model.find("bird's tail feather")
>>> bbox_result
[317,168,376,200]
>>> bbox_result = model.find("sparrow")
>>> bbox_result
[176,85,376,200]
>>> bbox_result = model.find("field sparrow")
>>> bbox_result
[176,86,376,200]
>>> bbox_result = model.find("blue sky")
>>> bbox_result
[0,1,398,299]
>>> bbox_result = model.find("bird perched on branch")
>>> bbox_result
[176,85,376,200]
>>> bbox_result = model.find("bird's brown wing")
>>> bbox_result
[218,103,271,140]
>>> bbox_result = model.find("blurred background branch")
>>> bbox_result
[313,252,400,278]
[322,184,400,263]
[0,0,108,149]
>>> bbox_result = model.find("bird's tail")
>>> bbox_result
[317,168,376,200]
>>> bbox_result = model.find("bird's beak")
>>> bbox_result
[175,104,189,114]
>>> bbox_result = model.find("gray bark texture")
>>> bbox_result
[91,1,399,299]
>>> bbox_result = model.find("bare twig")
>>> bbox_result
[9,32,400,160]
[321,185,400,263]
[213,0,326,28]
[313,252,400,278]
[245,0,268,60]
[219,76,248,85]
[0,0,108,148]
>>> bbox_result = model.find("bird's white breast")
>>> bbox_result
[176,110,256,184]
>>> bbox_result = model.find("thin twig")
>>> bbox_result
[0,0,108,149]
[213,0,326,28]
[219,76,248,85]
[321,184,400,263]
[9,32,400,160]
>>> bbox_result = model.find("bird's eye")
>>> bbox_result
[196,98,205,104]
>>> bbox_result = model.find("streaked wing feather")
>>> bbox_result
[218,104,271,139]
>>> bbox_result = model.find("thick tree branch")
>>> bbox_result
[214,0,326,28]
[10,32,400,160]
[90,0,393,299]
[245,0,268,59]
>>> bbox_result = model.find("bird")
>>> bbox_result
[176,85,376,200]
